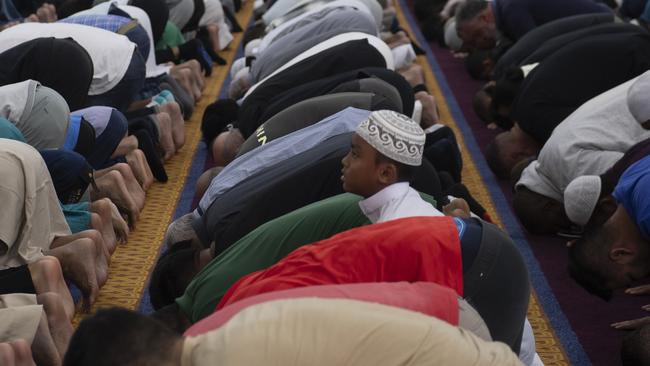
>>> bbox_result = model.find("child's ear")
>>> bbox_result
[378,163,398,185]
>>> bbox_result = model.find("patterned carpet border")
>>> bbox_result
[395,1,584,364]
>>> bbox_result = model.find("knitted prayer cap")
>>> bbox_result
[628,72,650,124]
[356,110,425,166]
[563,175,602,227]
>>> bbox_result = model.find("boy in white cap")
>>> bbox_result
[340,109,445,222]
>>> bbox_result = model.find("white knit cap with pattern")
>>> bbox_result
[563,175,602,226]
[356,110,425,166]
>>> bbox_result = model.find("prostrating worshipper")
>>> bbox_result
[568,155,650,331]
[247,5,380,83]
[0,139,111,310]
[64,301,522,366]
[233,33,393,134]
[513,71,650,235]
[0,293,73,366]
[200,107,372,212]
[454,0,611,50]
[0,37,93,110]
[215,217,529,353]
[202,67,416,166]
[563,137,650,229]
[195,132,442,253]
[0,22,145,111]
[485,30,650,179]
[154,193,433,320]
[235,86,403,156]
[471,12,615,81]
[185,282,491,341]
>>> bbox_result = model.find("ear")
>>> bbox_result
[610,247,635,264]
[377,162,398,185]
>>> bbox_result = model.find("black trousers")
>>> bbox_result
[463,221,530,354]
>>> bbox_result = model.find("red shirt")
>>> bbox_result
[185,282,460,336]
[217,216,463,309]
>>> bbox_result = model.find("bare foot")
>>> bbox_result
[0,340,36,366]
[155,112,175,160]
[37,293,73,359]
[206,23,221,54]
[28,257,74,320]
[179,59,204,90]
[398,63,424,87]
[111,135,138,159]
[170,67,198,103]
[126,149,154,190]
[91,198,128,248]
[46,239,100,311]
[31,310,62,366]
[91,170,140,226]
[158,102,186,150]
[90,212,117,255]
[415,91,440,129]
[97,163,146,211]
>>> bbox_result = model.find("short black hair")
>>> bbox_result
[456,0,489,25]
[567,225,614,300]
[149,240,200,310]
[63,307,180,366]
[201,99,239,145]
[375,153,415,182]
[621,324,650,366]
[490,67,523,129]
[485,139,510,180]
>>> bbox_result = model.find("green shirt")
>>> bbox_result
[176,192,435,323]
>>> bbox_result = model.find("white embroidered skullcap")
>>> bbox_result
[356,110,425,166]
[563,175,602,226]
[627,71,650,124]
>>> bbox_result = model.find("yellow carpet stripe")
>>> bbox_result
[393,3,570,365]
[72,0,254,325]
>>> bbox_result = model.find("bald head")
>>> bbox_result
[195,166,224,200]
[211,129,244,166]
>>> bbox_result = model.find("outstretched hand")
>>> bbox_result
[612,316,650,330]
[611,284,650,330]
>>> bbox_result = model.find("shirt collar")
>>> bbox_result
[358,182,410,223]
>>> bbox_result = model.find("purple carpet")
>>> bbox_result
[407,4,649,365]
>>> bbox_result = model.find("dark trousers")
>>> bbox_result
[464,221,530,354]
[86,49,146,112]
[86,109,128,169]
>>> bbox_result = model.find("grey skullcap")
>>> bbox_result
[563,175,602,226]
[356,110,425,166]
[627,71,650,124]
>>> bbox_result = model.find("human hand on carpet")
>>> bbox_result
[625,284,650,295]
[612,316,650,330]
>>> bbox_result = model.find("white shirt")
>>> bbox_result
[358,182,443,224]
[517,72,650,201]
[0,23,135,95]
[76,1,171,78]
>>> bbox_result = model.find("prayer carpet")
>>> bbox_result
[72,0,255,325]
[401,0,649,365]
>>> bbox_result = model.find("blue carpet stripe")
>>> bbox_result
[396,1,590,364]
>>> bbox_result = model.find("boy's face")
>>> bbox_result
[341,133,386,197]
